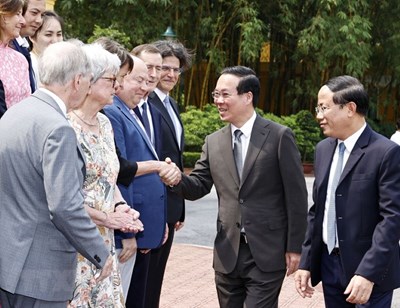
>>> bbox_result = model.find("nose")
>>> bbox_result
[36,14,43,25]
[316,112,324,121]
[213,96,224,104]
[20,15,26,26]
[114,79,120,90]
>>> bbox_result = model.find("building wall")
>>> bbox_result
[46,0,55,9]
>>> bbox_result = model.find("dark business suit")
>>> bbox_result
[175,115,308,307]
[299,125,400,306]
[0,80,5,118]
[104,96,167,308]
[146,91,185,307]
[11,39,36,93]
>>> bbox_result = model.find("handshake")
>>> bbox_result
[158,157,182,186]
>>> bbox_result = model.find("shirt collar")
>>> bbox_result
[341,122,367,153]
[15,36,29,48]
[154,88,168,103]
[231,112,257,138]
[39,88,67,117]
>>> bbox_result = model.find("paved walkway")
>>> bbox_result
[160,244,325,308]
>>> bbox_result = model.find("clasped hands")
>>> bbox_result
[109,204,144,233]
[158,157,182,186]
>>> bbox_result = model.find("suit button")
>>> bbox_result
[94,255,101,263]
[239,199,244,204]
[338,216,343,220]
[236,222,241,228]
[160,195,164,200]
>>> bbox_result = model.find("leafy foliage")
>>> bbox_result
[181,106,321,166]
[55,0,400,125]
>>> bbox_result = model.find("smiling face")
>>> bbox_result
[137,50,162,93]
[157,56,180,93]
[116,57,148,109]
[213,73,253,127]
[20,0,46,37]
[316,85,353,140]
[30,17,63,55]
[0,9,25,42]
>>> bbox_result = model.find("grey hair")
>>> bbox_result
[82,43,121,83]
[38,41,91,86]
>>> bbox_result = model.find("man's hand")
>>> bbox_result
[285,252,301,276]
[344,275,374,305]
[175,221,184,231]
[294,269,314,298]
[95,255,113,282]
[159,158,181,186]
[118,237,137,263]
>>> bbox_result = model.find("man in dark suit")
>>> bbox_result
[174,66,308,307]
[11,0,46,93]
[145,40,192,308]
[295,75,400,307]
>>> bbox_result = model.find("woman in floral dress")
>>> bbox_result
[68,43,143,308]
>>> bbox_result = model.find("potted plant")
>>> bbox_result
[294,110,321,173]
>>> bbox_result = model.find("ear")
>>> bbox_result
[244,91,253,106]
[346,101,357,116]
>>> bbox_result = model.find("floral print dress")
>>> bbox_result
[68,112,124,308]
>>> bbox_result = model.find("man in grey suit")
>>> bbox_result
[174,66,308,307]
[0,41,112,308]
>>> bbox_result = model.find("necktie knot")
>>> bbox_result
[234,129,243,140]
[338,142,345,156]
[142,102,148,112]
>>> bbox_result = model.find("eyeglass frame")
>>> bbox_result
[100,76,117,87]
[315,103,346,115]
[161,65,182,75]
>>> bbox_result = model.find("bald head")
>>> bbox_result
[116,56,148,109]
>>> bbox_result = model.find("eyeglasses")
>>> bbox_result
[315,104,345,115]
[161,65,181,75]
[100,76,117,87]
[211,91,235,100]
[315,106,330,115]
[147,65,162,72]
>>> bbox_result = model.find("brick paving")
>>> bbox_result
[160,244,325,308]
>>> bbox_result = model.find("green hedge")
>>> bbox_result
[181,105,322,167]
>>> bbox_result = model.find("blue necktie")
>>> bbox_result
[327,142,346,253]
[233,129,244,179]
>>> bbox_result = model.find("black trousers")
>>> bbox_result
[145,223,176,308]
[125,250,151,308]
[321,245,393,308]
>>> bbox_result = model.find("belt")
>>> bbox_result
[240,233,248,244]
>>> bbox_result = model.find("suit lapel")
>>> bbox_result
[339,125,370,184]
[241,116,271,185]
[148,92,179,143]
[114,96,159,160]
[219,125,240,187]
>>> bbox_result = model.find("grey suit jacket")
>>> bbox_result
[0,90,109,301]
[176,115,308,274]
